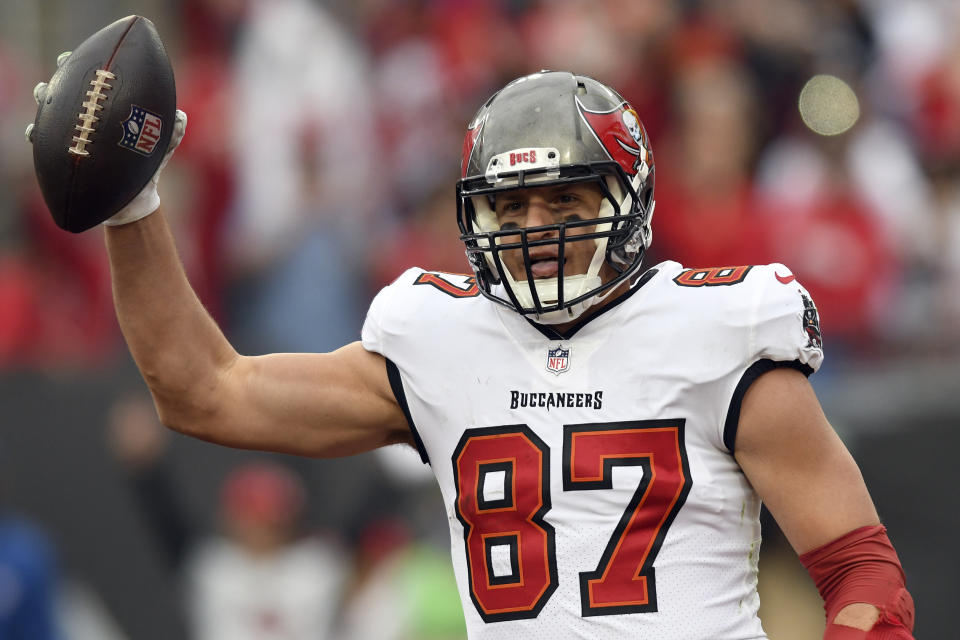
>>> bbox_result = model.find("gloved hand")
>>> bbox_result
[26,51,187,227]
[25,50,73,141]
[103,108,186,226]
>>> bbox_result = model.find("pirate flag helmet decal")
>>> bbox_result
[578,102,653,177]
[457,71,656,324]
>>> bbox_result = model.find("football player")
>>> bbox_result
[40,70,914,638]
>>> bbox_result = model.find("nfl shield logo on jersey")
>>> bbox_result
[546,345,570,375]
[118,105,163,156]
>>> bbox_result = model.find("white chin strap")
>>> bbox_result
[472,176,624,325]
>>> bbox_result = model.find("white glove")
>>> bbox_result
[26,51,187,227]
[103,109,187,226]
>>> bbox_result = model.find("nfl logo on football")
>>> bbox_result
[546,345,570,375]
[119,105,163,156]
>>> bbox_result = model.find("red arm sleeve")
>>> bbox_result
[799,525,914,639]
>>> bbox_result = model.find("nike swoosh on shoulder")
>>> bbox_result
[775,272,796,284]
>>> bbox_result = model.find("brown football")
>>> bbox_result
[30,15,176,233]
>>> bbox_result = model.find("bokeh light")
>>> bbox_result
[799,74,860,136]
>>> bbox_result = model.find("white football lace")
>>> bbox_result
[68,69,115,157]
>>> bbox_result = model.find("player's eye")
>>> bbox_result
[497,201,525,220]
[555,193,578,205]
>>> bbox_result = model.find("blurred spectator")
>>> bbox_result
[159,0,248,322]
[650,56,770,268]
[56,579,128,640]
[929,163,960,342]
[915,35,960,165]
[337,518,466,640]
[361,5,465,215]
[0,41,114,369]
[107,394,348,640]
[225,0,378,354]
[755,134,898,349]
[0,39,28,246]
[0,440,62,639]
[520,0,623,85]
[367,180,470,291]
[187,463,347,640]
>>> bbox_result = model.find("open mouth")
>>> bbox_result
[529,256,563,278]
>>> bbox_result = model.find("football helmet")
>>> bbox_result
[457,71,655,324]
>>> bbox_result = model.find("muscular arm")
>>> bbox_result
[734,367,882,630]
[106,209,411,457]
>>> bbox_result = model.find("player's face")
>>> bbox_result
[493,182,608,283]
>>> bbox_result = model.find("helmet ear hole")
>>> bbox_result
[640,186,652,210]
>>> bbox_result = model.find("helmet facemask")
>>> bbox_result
[458,162,652,324]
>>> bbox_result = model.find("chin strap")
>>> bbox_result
[799,525,914,639]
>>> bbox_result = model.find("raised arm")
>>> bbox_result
[735,367,913,637]
[107,208,408,455]
[105,208,410,457]
[24,59,409,457]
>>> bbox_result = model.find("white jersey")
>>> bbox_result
[361,261,823,640]
[186,536,347,640]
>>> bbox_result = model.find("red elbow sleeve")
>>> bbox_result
[799,525,914,639]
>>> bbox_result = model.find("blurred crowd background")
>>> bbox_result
[0,0,957,638]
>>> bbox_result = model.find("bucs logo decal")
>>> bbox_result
[577,98,652,177]
[800,293,823,350]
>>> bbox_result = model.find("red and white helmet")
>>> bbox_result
[457,71,655,324]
